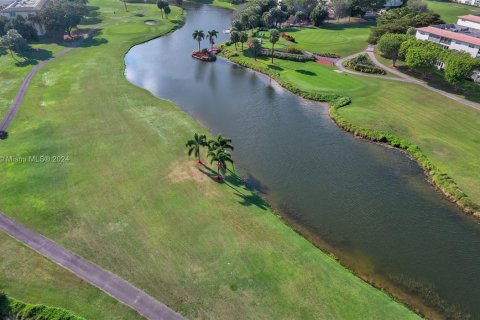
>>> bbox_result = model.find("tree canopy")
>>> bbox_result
[309,4,328,27]
[377,33,412,66]
[369,7,444,43]
[40,0,88,36]
[444,51,480,87]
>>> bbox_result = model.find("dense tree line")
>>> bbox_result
[0,16,38,41]
[368,6,444,43]
[231,0,388,31]
[39,0,88,36]
[377,33,480,87]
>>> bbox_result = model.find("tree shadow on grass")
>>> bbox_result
[268,64,283,71]
[15,48,53,66]
[197,164,270,211]
[234,190,269,210]
[77,29,108,48]
[296,69,316,76]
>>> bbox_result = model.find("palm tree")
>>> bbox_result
[164,5,171,19]
[186,133,208,164]
[208,148,233,180]
[156,0,167,18]
[192,30,205,52]
[239,31,248,51]
[208,134,234,152]
[206,30,218,50]
[230,31,240,51]
[269,29,279,64]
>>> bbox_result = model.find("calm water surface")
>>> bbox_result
[125,4,480,317]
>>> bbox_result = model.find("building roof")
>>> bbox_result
[458,14,480,24]
[417,26,480,46]
[2,0,49,12]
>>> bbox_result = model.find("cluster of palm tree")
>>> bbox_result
[186,133,234,180]
[156,0,171,19]
[192,30,218,52]
[230,29,280,63]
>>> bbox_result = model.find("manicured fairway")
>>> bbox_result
[0,42,65,115]
[0,233,143,319]
[0,1,419,319]
[223,46,480,205]
[257,23,372,56]
[426,0,480,22]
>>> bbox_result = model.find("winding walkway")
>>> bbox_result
[0,30,184,320]
[1,29,96,132]
[334,45,480,111]
[0,211,184,320]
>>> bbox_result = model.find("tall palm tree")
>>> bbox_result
[239,31,248,51]
[269,29,279,64]
[186,133,208,164]
[230,31,240,51]
[192,30,205,52]
[206,30,218,50]
[208,134,234,152]
[208,148,233,180]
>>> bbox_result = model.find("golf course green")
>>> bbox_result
[0,1,419,319]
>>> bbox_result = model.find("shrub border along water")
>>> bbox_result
[220,46,480,218]
[0,293,86,320]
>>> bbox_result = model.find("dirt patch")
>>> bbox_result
[168,161,211,184]
[144,20,158,26]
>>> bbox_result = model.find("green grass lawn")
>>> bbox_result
[188,0,237,9]
[0,41,66,116]
[0,233,143,319]
[426,0,480,22]
[0,1,419,319]
[256,23,372,57]
[222,45,480,207]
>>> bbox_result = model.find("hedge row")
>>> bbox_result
[221,47,480,218]
[0,293,86,320]
[260,48,315,62]
[343,61,386,75]
[344,54,386,75]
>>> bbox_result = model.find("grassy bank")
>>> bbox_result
[188,0,237,9]
[0,0,420,319]
[256,23,372,57]
[426,0,480,22]
[220,45,480,216]
[0,233,142,319]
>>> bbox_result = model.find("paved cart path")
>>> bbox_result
[0,211,184,320]
[1,29,96,132]
[0,28,185,320]
[334,45,480,111]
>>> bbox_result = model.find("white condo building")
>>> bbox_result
[416,15,480,58]
[453,0,480,7]
[0,0,50,35]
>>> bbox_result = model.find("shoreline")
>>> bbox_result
[216,49,480,318]
[122,8,464,319]
[219,48,480,220]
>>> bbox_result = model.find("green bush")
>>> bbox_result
[344,54,386,75]
[282,46,302,54]
[260,49,315,62]
[0,293,86,320]
[314,52,340,58]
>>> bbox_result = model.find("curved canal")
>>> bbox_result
[125,4,480,318]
